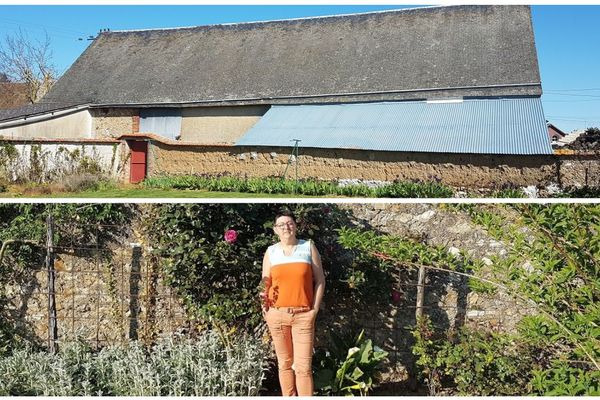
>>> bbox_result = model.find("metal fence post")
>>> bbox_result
[415,264,426,320]
[46,214,58,353]
[129,244,142,340]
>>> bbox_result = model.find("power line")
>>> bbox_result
[543,100,600,103]
[545,88,600,92]
[0,17,88,36]
[544,93,600,98]
[546,116,599,122]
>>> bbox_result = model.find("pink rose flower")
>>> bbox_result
[224,229,238,244]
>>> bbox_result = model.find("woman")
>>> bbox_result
[261,210,326,396]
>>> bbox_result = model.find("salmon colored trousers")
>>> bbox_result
[265,308,317,396]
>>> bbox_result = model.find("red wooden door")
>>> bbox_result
[128,141,148,183]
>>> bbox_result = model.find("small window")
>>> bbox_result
[139,108,182,140]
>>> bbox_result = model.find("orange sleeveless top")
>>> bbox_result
[267,239,313,308]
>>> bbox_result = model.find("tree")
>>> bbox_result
[0,30,57,103]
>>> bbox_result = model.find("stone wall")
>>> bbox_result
[558,153,600,187]
[90,108,138,138]
[7,244,187,348]
[146,142,600,189]
[148,142,560,188]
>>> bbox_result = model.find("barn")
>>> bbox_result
[2,5,595,188]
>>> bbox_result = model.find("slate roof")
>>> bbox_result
[41,5,541,108]
[0,83,29,109]
[0,102,85,123]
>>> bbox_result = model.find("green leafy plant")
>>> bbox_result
[338,204,600,395]
[412,316,535,395]
[313,329,388,396]
[142,174,454,198]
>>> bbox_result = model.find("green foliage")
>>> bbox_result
[146,204,351,331]
[0,142,18,181]
[412,317,534,395]
[491,187,527,198]
[142,174,454,198]
[558,186,600,198]
[337,226,473,274]
[313,329,388,396]
[530,359,600,395]
[453,204,599,394]
[338,204,599,395]
[0,332,268,396]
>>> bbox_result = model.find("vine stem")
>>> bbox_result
[371,251,600,371]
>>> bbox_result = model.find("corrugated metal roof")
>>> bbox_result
[235,98,552,155]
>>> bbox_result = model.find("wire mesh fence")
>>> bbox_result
[11,219,189,349]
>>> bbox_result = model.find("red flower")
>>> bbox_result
[224,229,238,244]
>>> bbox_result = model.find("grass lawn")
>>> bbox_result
[0,184,317,198]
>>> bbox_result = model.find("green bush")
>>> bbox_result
[412,318,534,395]
[313,329,388,396]
[0,332,268,396]
[338,204,600,395]
[146,204,352,331]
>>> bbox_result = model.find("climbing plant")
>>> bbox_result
[337,204,600,395]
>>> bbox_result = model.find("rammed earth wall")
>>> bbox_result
[148,141,600,189]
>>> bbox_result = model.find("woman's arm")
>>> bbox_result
[261,250,272,312]
[310,241,326,312]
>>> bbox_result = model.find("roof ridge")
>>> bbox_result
[107,5,447,35]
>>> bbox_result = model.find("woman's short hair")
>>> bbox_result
[274,209,296,224]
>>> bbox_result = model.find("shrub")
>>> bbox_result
[62,173,112,192]
[313,329,388,396]
[412,318,535,395]
[0,332,268,396]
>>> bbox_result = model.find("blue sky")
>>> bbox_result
[1,5,599,133]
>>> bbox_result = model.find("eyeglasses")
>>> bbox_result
[274,222,296,229]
